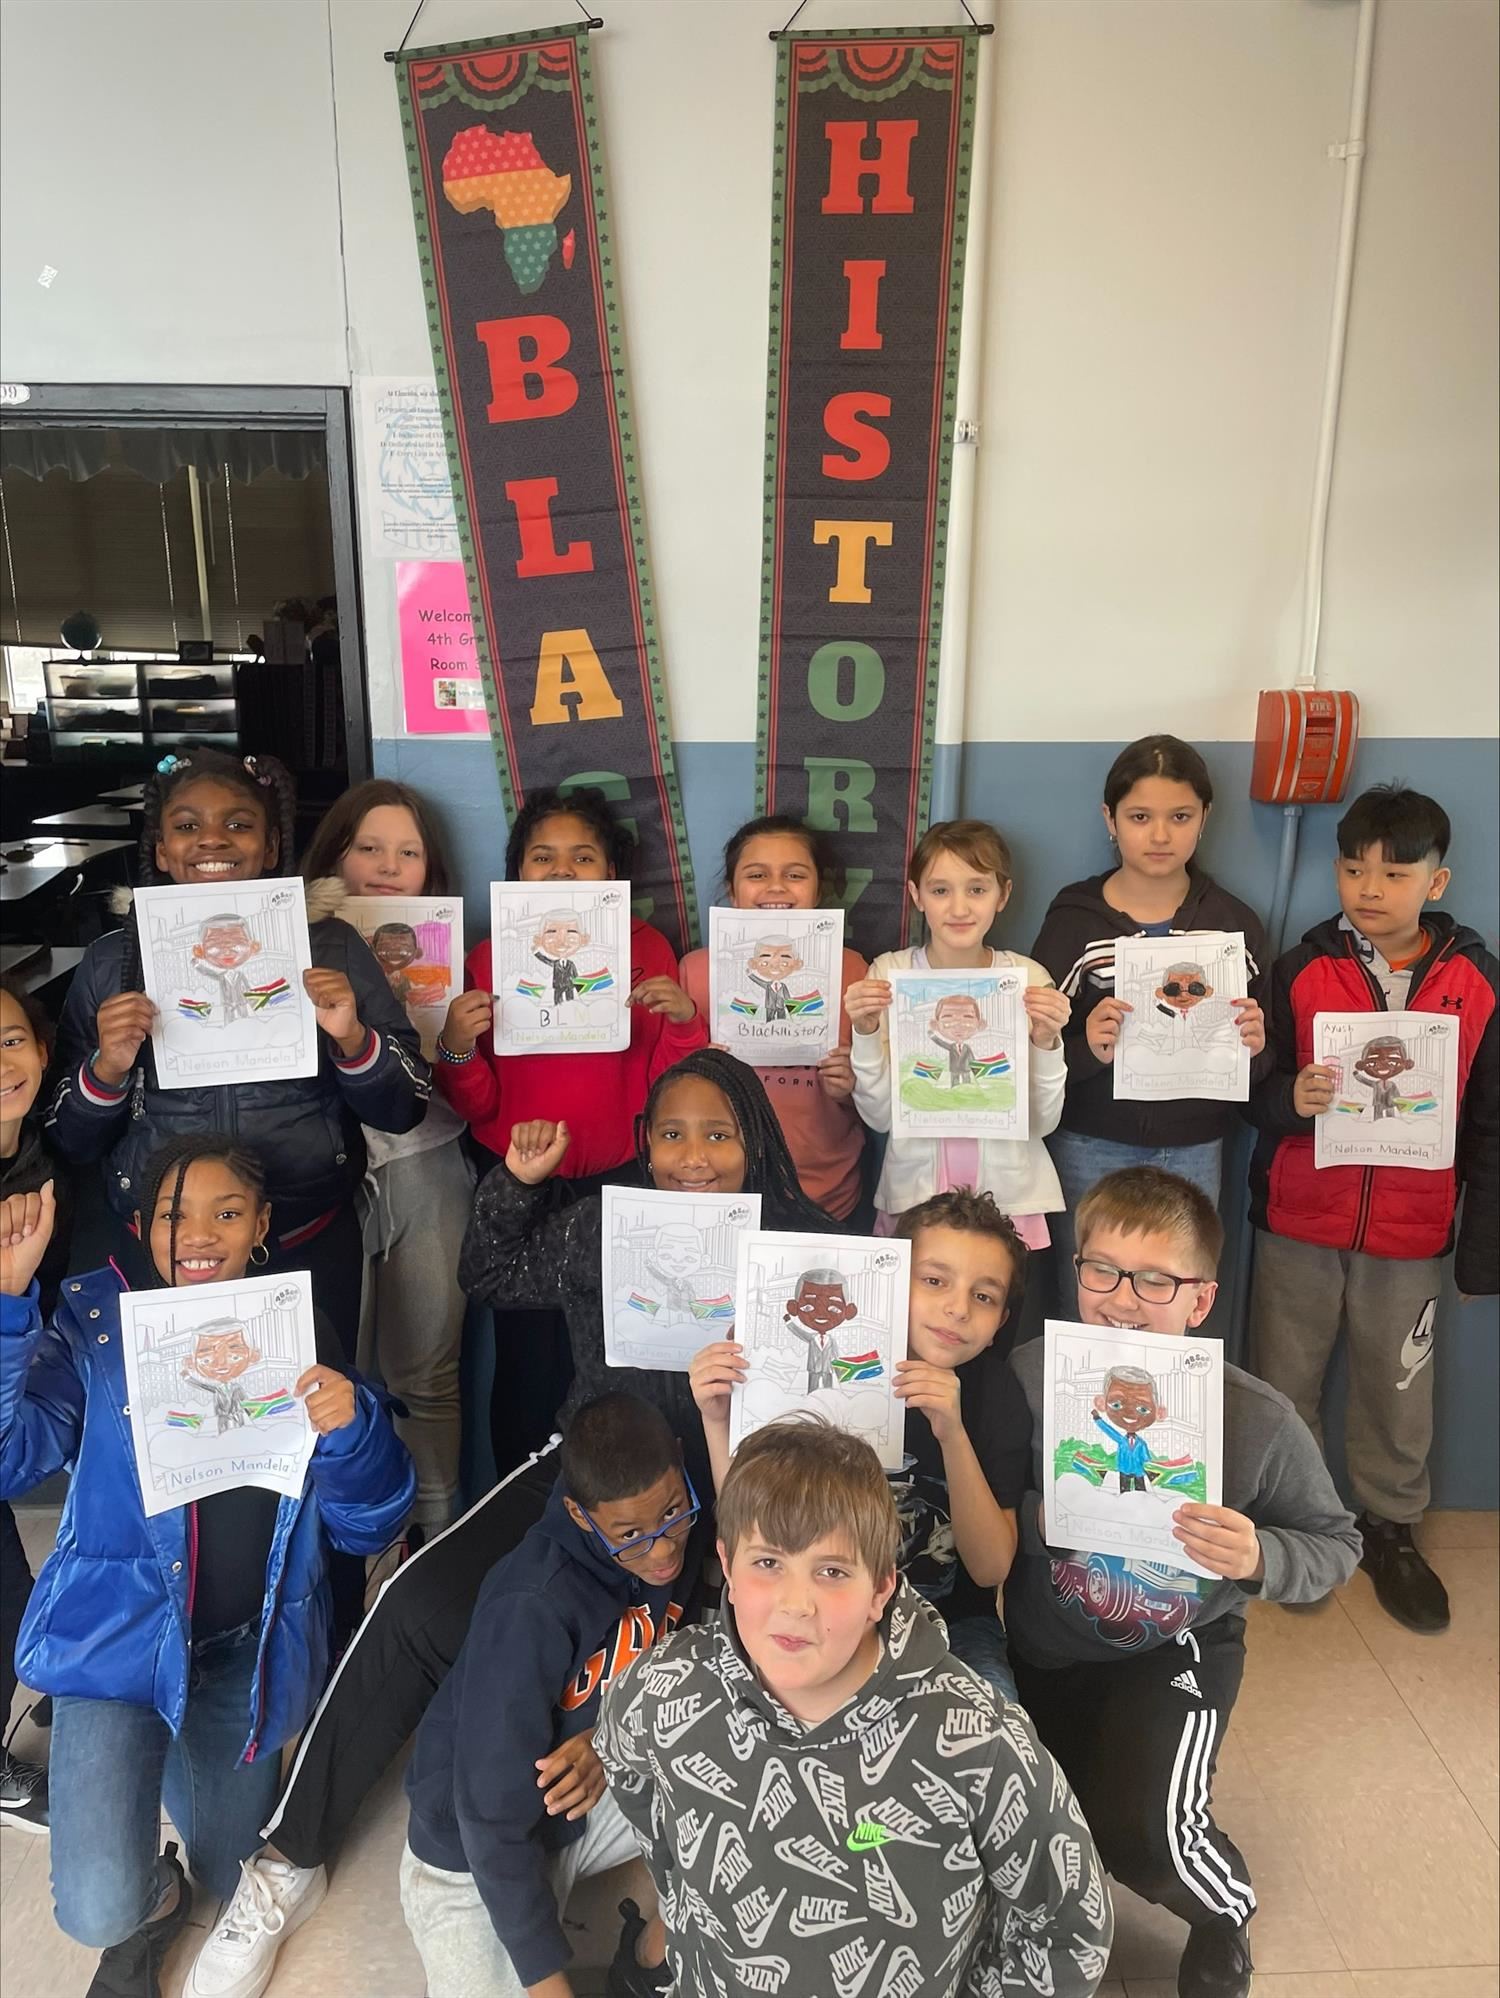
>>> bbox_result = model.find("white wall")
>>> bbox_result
[2,0,1495,747]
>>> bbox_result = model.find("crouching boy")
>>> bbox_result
[597,1417,1115,1998]
[1005,1167,1362,1998]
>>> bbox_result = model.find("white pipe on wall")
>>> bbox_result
[1296,0,1378,690]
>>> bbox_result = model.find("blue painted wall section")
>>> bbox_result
[377,732,1499,1509]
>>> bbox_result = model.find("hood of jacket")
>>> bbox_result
[1297,907,1489,964]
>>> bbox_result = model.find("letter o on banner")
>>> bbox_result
[808,642,886,723]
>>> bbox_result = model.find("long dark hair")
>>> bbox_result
[505,785,635,881]
[299,778,454,895]
[633,1048,835,1235]
[140,1134,268,1289]
[1102,735,1214,814]
[720,814,843,904]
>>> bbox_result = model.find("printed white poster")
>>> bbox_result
[343,894,463,1059]
[601,1186,763,1371]
[707,906,844,1068]
[888,967,1030,1142]
[354,376,459,560]
[1042,1318,1224,1580]
[729,1232,910,1470]
[1313,1010,1460,1172]
[489,880,632,1056]
[120,1273,318,1518]
[135,879,317,1090]
[1113,931,1251,1103]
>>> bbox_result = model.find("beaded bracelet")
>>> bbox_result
[435,1039,477,1065]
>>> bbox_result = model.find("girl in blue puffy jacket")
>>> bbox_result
[0,1133,415,1997]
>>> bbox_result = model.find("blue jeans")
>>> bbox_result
[946,1614,1019,1704]
[1048,1129,1222,1315]
[50,1622,283,1946]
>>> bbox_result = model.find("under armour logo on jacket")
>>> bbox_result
[1439,994,1464,1010]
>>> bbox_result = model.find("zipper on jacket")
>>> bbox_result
[245,1497,300,1760]
[186,1503,199,1622]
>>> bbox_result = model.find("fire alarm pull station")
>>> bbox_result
[1251,689,1360,804]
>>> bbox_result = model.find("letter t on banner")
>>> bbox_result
[756,31,979,955]
[394,25,697,949]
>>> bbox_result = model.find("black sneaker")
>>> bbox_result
[1360,1514,1451,1633]
[0,1747,49,1832]
[606,1898,671,1997]
[85,1843,191,1998]
[1177,1914,1253,1998]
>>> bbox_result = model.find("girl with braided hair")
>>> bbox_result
[47,749,429,1357]
[0,1133,413,1997]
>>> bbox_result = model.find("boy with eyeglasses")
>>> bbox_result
[400,1392,706,1998]
[1005,1167,1359,1998]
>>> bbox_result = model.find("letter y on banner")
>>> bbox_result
[395,24,697,949]
[756,31,979,955]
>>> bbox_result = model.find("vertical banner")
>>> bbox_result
[396,24,697,951]
[757,30,979,955]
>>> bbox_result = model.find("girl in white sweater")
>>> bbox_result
[849,821,1070,1257]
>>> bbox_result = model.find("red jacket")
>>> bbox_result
[1250,913,1498,1292]
[436,918,708,1178]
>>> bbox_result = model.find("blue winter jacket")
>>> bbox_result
[0,1264,416,1763]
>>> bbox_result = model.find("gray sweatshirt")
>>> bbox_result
[1004,1341,1362,1668]
[596,1578,1114,1998]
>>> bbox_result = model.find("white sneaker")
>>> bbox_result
[183,1852,327,1998]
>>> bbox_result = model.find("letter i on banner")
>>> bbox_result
[394,24,697,949]
[756,30,980,956]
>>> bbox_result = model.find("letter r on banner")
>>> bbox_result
[477,315,579,423]
[821,120,919,215]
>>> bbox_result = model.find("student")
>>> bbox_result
[301,778,474,1529]
[0,977,72,1834]
[596,1417,1115,1997]
[1005,1167,1360,1998]
[1031,735,1268,1299]
[435,785,707,1464]
[400,1392,705,1998]
[678,814,868,1221]
[184,1046,835,1998]
[690,1185,1032,1697]
[47,748,429,1358]
[0,1135,415,1998]
[848,820,1070,1318]
[1248,783,1497,1634]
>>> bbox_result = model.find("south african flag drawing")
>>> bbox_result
[785,991,825,1016]
[912,1058,943,1081]
[626,1292,661,1317]
[832,1350,884,1384]
[1395,1092,1438,1115]
[165,1409,204,1430]
[574,967,614,996]
[177,997,212,1021]
[244,1389,296,1421]
[730,997,758,1017]
[691,1295,736,1322]
[971,1050,1011,1079]
[246,979,292,1011]
[516,979,545,1001]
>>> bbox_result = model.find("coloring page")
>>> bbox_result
[707,906,844,1068]
[601,1186,763,1371]
[729,1232,910,1469]
[1313,1010,1459,1172]
[888,967,1030,1142]
[343,894,463,1059]
[135,879,317,1090]
[489,880,632,1056]
[119,1272,319,1518]
[1114,930,1250,1103]
[1042,1318,1224,1580]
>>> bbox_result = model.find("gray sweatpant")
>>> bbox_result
[1250,1228,1440,1524]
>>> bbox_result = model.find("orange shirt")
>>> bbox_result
[679,942,867,1221]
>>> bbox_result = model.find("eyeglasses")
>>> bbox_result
[577,1473,701,1563]
[1075,1257,1207,1305]
[1161,981,1208,999]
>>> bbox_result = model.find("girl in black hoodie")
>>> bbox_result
[1031,736,1271,1305]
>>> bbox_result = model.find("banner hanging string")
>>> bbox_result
[388,0,603,62]
[772,0,991,35]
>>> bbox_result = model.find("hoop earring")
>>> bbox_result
[250,1241,269,1266]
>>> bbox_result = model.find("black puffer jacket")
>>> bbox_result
[48,892,429,1241]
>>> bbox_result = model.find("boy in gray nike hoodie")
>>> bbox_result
[597,1419,1113,1998]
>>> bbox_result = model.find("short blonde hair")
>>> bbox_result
[1075,1166,1224,1274]
[717,1418,899,1581]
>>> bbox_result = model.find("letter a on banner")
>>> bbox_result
[394,24,696,948]
[756,31,979,954]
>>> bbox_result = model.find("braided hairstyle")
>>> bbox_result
[140,1133,269,1290]
[119,749,298,993]
[634,1048,835,1235]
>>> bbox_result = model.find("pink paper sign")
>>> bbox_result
[398,561,488,735]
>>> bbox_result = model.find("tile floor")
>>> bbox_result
[3,1509,1496,1997]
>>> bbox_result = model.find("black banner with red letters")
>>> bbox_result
[396,24,697,950]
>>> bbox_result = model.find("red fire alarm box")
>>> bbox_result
[1251,688,1360,803]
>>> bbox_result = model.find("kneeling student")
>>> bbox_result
[598,1418,1114,1998]
[400,1392,706,1998]
[1004,1167,1361,1998]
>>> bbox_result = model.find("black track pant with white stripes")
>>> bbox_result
[261,1444,559,1871]
[1012,1615,1256,1930]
